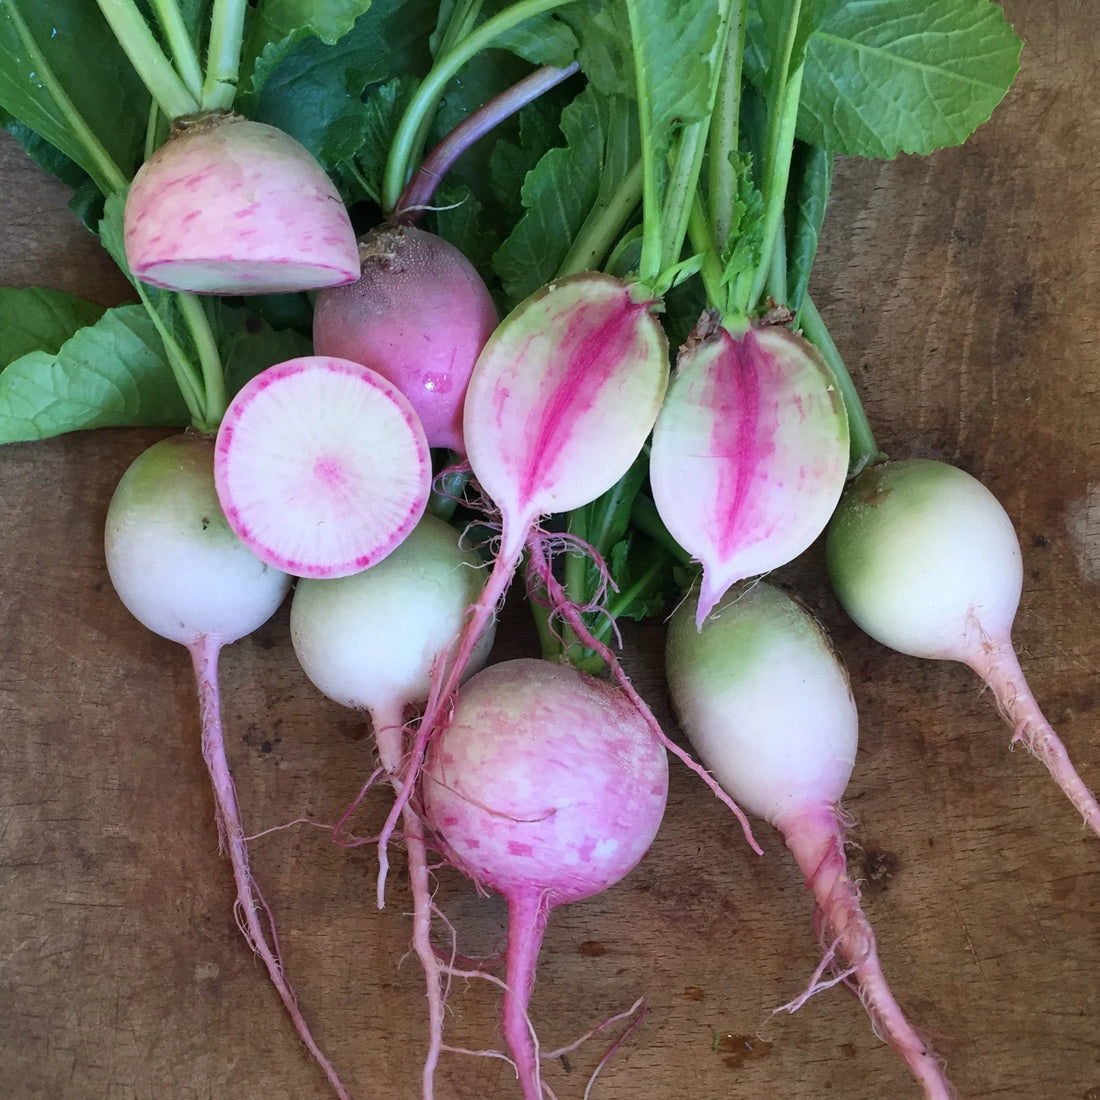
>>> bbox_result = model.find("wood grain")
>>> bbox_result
[1,4,1098,1098]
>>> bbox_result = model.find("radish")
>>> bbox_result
[124,114,359,295]
[103,432,349,1098]
[422,658,669,1100]
[665,581,953,1099]
[826,458,1100,835]
[213,355,432,579]
[290,513,496,1099]
[312,224,499,453]
[649,314,849,627]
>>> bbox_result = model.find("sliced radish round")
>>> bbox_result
[214,356,431,578]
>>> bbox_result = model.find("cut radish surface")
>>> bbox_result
[214,356,431,578]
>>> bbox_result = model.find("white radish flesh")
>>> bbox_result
[826,458,1100,835]
[124,115,359,295]
[214,355,431,579]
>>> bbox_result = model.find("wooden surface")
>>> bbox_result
[2,4,1098,1097]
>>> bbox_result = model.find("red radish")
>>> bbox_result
[827,458,1100,835]
[666,581,952,1099]
[290,514,496,1099]
[124,115,359,294]
[423,658,669,1100]
[650,314,849,626]
[103,433,349,1098]
[214,355,431,579]
[312,224,499,453]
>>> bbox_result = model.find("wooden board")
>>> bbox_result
[1,3,1098,1097]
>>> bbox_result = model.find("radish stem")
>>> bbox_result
[149,0,203,101]
[203,0,248,111]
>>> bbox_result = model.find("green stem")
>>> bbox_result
[799,293,883,475]
[382,0,576,212]
[6,0,128,194]
[202,0,248,111]
[556,159,644,278]
[134,284,206,424]
[150,0,203,101]
[658,121,710,280]
[629,494,692,568]
[427,463,469,522]
[766,211,787,304]
[709,0,747,247]
[94,0,200,119]
[177,294,226,429]
[686,195,727,313]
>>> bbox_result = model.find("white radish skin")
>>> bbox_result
[827,459,1100,835]
[104,434,349,1099]
[124,115,359,295]
[666,583,952,1100]
[313,224,499,453]
[423,658,669,1100]
[214,355,431,579]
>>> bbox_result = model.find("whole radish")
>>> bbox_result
[312,224,499,453]
[124,115,359,295]
[826,459,1100,835]
[649,313,849,626]
[423,658,669,1100]
[214,355,432,579]
[103,433,349,1098]
[666,581,952,1099]
[291,513,496,1100]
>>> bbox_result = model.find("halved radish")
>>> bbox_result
[214,356,431,578]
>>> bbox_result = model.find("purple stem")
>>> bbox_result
[394,63,580,223]
[189,635,350,1100]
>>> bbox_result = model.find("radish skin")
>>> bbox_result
[827,459,1100,836]
[423,658,669,1099]
[104,434,349,1098]
[124,115,359,295]
[666,582,952,1099]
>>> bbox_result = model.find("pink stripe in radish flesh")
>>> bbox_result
[827,458,1100,835]
[423,658,669,1100]
[666,581,953,1099]
[650,314,849,627]
[103,434,349,1098]
[374,273,670,900]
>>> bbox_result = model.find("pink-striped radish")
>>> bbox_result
[423,657,669,1100]
[124,115,359,295]
[103,433,349,1098]
[312,224,499,453]
[213,355,431,579]
[290,513,496,1099]
[827,458,1100,835]
[665,581,952,1099]
[649,314,849,627]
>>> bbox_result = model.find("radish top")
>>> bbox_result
[666,583,857,826]
[104,434,291,646]
[826,459,1022,662]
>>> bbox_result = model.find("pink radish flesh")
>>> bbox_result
[666,582,952,1099]
[650,316,849,627]
[423,658,669,1100]
[103,435,349,1098]
[827,458,1100,836]
[313,224,499,452]
[214,355,431,579]
[124,116,359,294]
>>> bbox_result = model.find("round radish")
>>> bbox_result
[666,581,952,1100]
[827,458,1100,835]
[104,433,349,1098]
[312,224,498,453]
[650,316,849,626]
[214,355,432,579]
[423,658,668,1100]
[124,114,359,295]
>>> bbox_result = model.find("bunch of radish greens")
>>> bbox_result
[1,1,1094,1098]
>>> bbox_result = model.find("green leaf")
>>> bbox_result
[0,305,190,442]
[0,286,105,366]
[346,75,417,204]
[0,0,149,191]
[218,303,312,400]
[493,86,640,304]
[431,183,496,275]
[785,141,831,313]
[747,0,1022,158]
[557,1,635,97]
[491,13,578,68]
